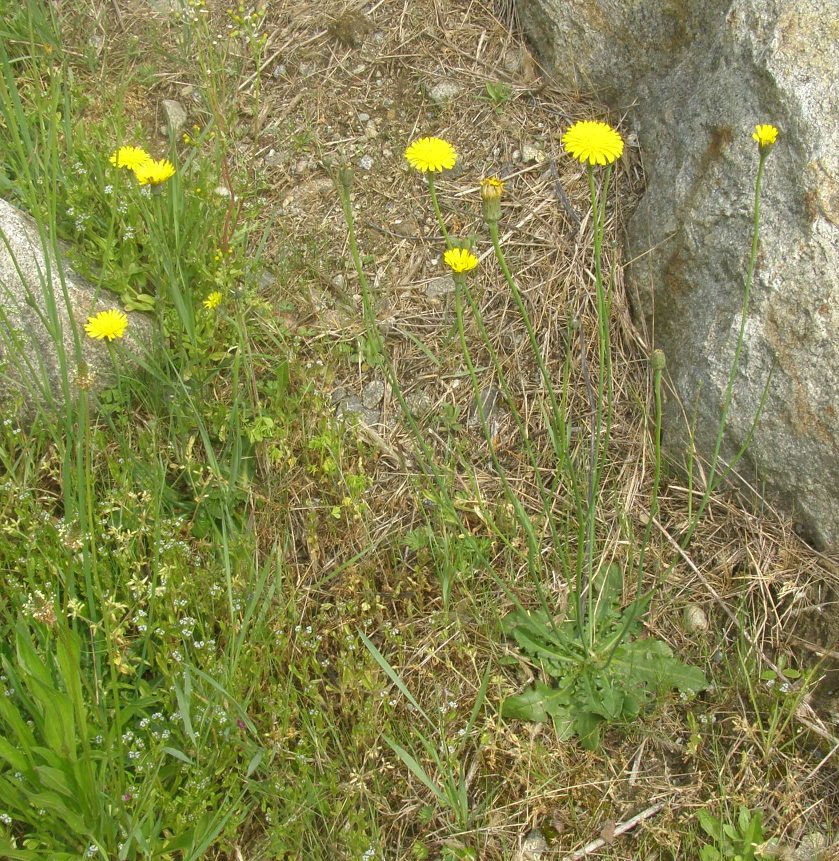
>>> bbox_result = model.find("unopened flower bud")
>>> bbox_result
[480,176,504,224]
[338,164,354,192]
[650,349,666,371]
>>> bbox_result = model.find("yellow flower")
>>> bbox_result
[752,124,778,148]
[480,176,504,224]
[404,137,457,172]
[203,291,222,309]
[85,309,128,341]
[562,121,624,166]
[444,247,478,273]
[133,158,176,186]
[109,146,151,171]
[480,176,504,199]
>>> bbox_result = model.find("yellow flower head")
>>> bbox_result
[562,121,624,166]
[752,124,778,148]
[109,146,151,171]
[444,247,478,274]
[203,291,222,310]
[404,137,457,173]
[85,309,128,341]
[133,158,176,186]
[480,176,504,224]
[480,176,504,200]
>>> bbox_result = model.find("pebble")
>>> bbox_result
[357,112,370,122]
[682,603,709,633]
[514,829,548,861]
[359,154,374,171]
[521,142,545,164]
[429,81,462,103]
[263,149,286,168]
[425,274,455,300]
[797,832,829,860]
[161,99,187,136]
[362,380,385,409]
[364,120,378,138]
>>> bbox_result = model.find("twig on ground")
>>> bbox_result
[560,800,666,860]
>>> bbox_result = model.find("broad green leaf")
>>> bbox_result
[591,563,624,624]
[501,681,572,724]
[697,809,724,841]
[33,764,75,798]
[27,789,88,832]
[573,709,602,750]
[611,640,707,693]
[0,681,37,748]
[162,745,193,765]
[27,674,76,760]
[0,734,29,771]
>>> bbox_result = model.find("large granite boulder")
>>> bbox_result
[516,0,839,550]
[0,197,153,416]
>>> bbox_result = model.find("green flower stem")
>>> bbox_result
[426,174,450,247]
[605,351,665,663]
[454,273,577,642]
[488,222,567,444]
[487,220,582,511]
[338,177,500,608]
[681,147,769,546]
[453,273,542,583]
[455,274,574,576]
[339,181,382,359]
[488,219,590,645]
[579,164,615,647]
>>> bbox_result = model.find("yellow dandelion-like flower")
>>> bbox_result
[404,137,457,172]
[480,176,504,224]
[85,309,128,341]
[752,124,778,148]
[109,146,152,171]
[444,247,478,273]
[133,158,176,186]
[480,176,504,199]
[203,291,222,310]
[562,121,624,166]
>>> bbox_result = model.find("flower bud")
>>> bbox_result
[650,349,666,371]
[480,176,504,224]
[338,164,354,192]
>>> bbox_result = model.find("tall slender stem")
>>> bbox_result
[426,174,450,247]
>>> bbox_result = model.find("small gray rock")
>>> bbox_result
[797,832,829,861]
[429,81,462,103]
[515,828,548,861]
[358,154,374,171]
[682,603,710,633]
[425,274,455,300]
[160,99,187,136]
[361,379,385,409]
[520,142,545,163]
